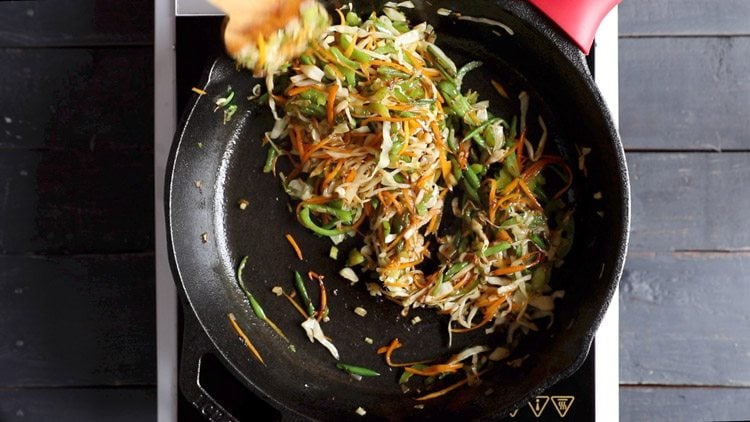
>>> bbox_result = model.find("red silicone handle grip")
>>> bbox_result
[527,0,620,54]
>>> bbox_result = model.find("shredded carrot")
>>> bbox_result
[517,178,542,210]
[488,178,499,222]
[282,292,309,319]
[451,296,506,333]
[289,126,306,159]
[191,87,207,95]
[287,84,325,97]
[228,313,265,365]
[497,229,512,242]
[360,115,420,125]
[370,59,413,75]
[403,48,424,70]
[420,67,442,78]
[405,362,464,376]
[447,272,475,294]
[384,258,423,271]
[491,79,509,99]
[285,233,304,260]
[321,159,344,189]
[430,121,451,184]
[377,338,432,367]
[490,253,542,276]
[344,167,358,183]
[326,83,339,125]
[501,178,520,196]
[335,7,346,25]
[415,369,489,401]
[308,271,328,321]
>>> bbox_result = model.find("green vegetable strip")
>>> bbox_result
[462,117,503,143]
[294,271,316,318]
[463,166,481,190]
[426,44,457,77]
[336,363,381,377]
[263,146,279,173]
[329,46,359,69]
[437,80,471,116]
[480,242,512,257]
[462,177,480,203]
[305,203,354,223]
[455,60,483,89]
[445,262,470,280]
[237,256,289,341]
[299,206,351,237]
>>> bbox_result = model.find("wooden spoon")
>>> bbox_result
[209,0,328,75]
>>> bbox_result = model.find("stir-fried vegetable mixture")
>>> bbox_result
[255,4,575,389]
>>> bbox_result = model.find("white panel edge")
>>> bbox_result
[593,5,620,422]
[176,0,223,16]
[155,2,178,421]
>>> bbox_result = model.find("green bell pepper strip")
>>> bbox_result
[455,60,483,89]
[304,203,354,223]
[263,146,279,173]
[445,261,470,280]
[297,88,327,105]
[329,46,359,69]
[338,34,371,64]
[345,11,361,26]
[462,177,481,204]
[299,206,352,237]
[337,363,381,377]
[480,241,512,257]
[236,256,289,341]
[463,166,481,190]
[426,44,457,78]
[294,271,316,317]
[462,117,503,143]
[300,54,315,65]
[437,80,471,117]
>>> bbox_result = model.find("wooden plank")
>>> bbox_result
[0,387,155,421]
[0,48,153,254]
[0,0,153,47]
[620,252,750,386]
[620,386,750,421]
[0,254,156,386]
[627,153,750,252]
[0,148,153,254]
[620,37,750,150]
[620,0,750,36]
[0,48,153,151]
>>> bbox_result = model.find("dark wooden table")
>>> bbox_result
[618,1,750,420]
[0,1,157,420]
[0,1,748,420]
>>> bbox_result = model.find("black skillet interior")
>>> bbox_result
[166,0,629,420]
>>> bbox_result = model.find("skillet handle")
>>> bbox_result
[526,0,620,54]
[179,304,239,422]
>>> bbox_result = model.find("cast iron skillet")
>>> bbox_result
[166,0,630,420]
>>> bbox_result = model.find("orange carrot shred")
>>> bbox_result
[326,84,339,125]
[285,233,304,260]
[191,87,207,95]
[282,292,309,319]
[414,369,489,401]
[377,338,433,367]
[228,313,265,365]
[404,363,463,377]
